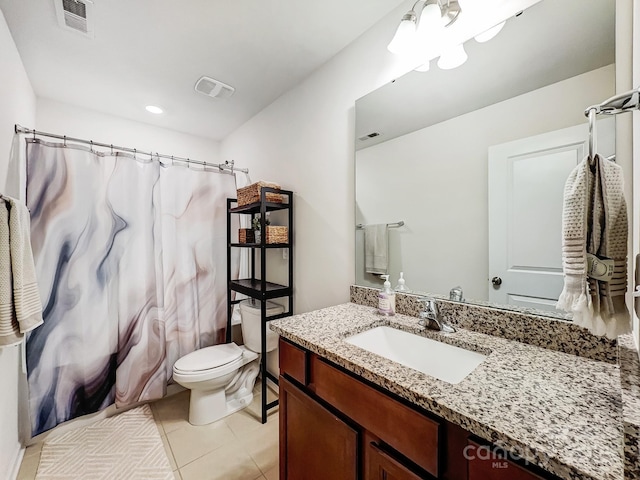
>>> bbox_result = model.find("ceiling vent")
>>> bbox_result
[358,132,381,142]
[194,76,235,99]
[54,0,94,38]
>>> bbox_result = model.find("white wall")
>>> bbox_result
[0,8,36,477]
[36,98,222,164]
[220,3,415,313]
[355,65,615,301]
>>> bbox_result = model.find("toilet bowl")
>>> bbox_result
[172,343,259,425]
[239,299,283,378]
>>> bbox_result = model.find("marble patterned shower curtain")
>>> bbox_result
[25,139,238,436]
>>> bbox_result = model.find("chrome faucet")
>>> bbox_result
[418,298,456,333]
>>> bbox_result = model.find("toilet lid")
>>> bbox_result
[174,343,242,372]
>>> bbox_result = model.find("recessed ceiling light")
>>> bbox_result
[145,105,163,114]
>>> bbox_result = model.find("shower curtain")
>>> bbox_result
[25,139,239,436]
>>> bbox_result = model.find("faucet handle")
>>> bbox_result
[449,286,464,302]
[419,297,437,314]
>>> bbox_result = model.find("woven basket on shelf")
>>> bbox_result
[237,181,283,206]
[238,228,255,244]
[264,226,288,244]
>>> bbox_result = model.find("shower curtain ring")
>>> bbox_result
[90,140,94,152]
[110,144,114,155]
[63,135,67,147]
[187,159,191,169]
[134,148,137,159]
[171,156,174,166]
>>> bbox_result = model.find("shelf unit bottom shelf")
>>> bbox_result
[230,279,291,299]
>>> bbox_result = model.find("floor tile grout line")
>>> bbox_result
[161,426,180,472]
[172,436,231,472]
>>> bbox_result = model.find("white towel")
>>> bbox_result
[364,224,388,275]
[557,155,630,339]
[0,199,22,346]
[5,196,43,333]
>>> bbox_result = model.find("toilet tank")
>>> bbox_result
[239,299,283,353]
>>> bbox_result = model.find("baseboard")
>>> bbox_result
[266,376,279,394]
[8,444,25,480]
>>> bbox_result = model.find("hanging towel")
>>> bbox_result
[557,154,630,339]
[364,224,388,275]
[0,199,22,346]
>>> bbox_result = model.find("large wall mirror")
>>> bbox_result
[354,0,616,318]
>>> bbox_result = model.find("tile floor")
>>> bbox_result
[17,384,280,480]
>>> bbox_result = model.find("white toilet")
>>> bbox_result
[172,299,283,426]
[173,343,259,425]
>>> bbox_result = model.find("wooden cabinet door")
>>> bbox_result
[280,376,358,480]
[366,442,424,480]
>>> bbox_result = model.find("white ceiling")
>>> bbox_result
[356,0,615,149]
[0,0,405,141]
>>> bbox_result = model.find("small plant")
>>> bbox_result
[252,216,271,231]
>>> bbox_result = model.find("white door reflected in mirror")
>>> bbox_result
[487,119,615,311]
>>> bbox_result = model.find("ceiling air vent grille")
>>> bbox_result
[358,132,381,141]
[55,0,94,38]
[194,76,235,99]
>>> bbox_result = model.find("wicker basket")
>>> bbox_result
[264,226,288,244]
[237,181,283,206]
[238,228,255,244]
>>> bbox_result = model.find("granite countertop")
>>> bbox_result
[270,302,625,480]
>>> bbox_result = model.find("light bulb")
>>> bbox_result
[145,105,163,114]
[416,3,443,40]
[437,44,468,70]
[387,12,417,55]
[474,21,506,43]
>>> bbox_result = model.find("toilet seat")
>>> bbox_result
[173,343,244,383]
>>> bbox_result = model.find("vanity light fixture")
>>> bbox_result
[388,0,461,57]
[387,0,529,73]
[387,11,418,54]
[145,105,163,114]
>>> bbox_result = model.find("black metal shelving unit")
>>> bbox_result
[226,187,293,424]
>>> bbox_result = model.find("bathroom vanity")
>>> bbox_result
[278,337,553,480]
[271,294,640,480]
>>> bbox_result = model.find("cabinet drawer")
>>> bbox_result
[367,442,424,480]
[467,440,545,480]
[279,338,308,385]
[311,355,440,477]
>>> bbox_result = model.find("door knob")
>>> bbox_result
[491,276,502,286]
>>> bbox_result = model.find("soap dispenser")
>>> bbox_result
[394,272,410,293]
[378,275,396,316]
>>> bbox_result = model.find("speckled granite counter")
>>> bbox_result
[270,302,630,480]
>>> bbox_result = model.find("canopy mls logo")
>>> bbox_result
[463,443,531,470]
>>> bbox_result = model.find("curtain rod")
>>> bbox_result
[14,124,249,174]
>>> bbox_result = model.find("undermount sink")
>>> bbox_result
[344,326,487,384]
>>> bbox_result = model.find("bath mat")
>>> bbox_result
[35,404,173,480]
